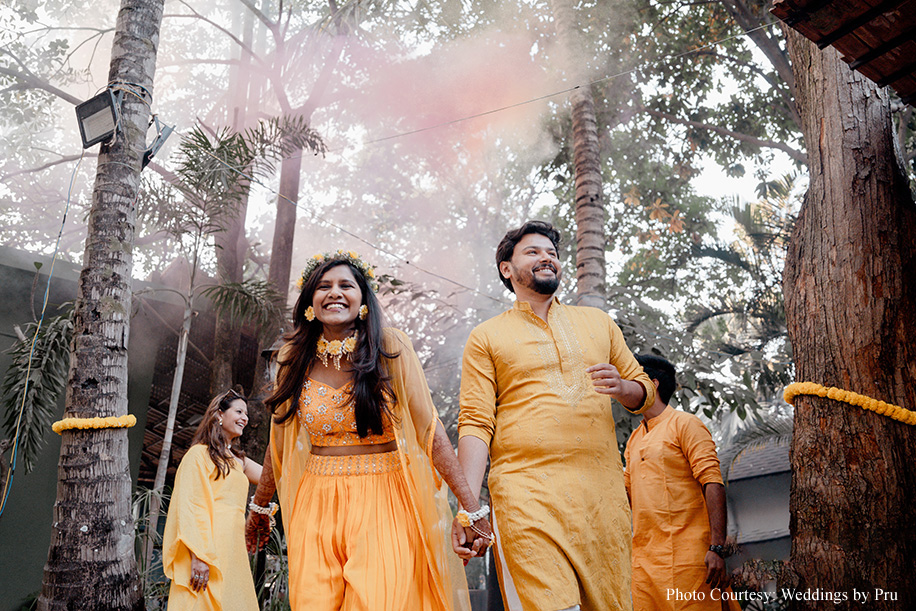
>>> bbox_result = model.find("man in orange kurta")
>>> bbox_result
[625,354,740,611]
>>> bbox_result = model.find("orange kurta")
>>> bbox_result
[270,328,470,611]
[625,406,739,611]
[459,299,655,611]
[162,444,258,611]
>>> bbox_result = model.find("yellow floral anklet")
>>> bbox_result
[52,415,137,435]
[784,382,916,426]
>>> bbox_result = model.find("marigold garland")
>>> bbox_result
[52,415,137,435]
[784,382,916,426]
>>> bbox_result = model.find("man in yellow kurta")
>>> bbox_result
[625,354,740,611]
[456,221,655,611]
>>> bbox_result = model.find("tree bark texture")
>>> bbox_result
[550,0,607,309]
[210,8,258,397]
[266,141,303,300]
[783,30,916,609]
[39,1,164,609]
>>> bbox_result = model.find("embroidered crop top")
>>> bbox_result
[296,378,396,447]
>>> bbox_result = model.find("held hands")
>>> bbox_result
[704,550,729,591]
[245,511,271,554]
[451,516,494,561]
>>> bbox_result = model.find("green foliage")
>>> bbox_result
[0,310,73,473]
[256,529,292,611]
[201,280,287,336]
[132,486,170,607]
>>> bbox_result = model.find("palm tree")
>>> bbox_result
[550,0,606,308]
[139,121,318,568]
[39,1,165,608]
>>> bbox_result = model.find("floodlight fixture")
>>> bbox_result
[142,115,174,169]
[75,90,119,149]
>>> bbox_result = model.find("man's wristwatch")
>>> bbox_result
[708,544,731,559]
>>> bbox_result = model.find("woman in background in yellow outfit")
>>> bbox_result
[245,251,490,611]
[163,388,263,610]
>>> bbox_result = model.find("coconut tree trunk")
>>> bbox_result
[782,30,916,609]
[39,1,164,609]
[550,0,606,309]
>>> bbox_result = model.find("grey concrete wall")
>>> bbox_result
[0,246,164,610]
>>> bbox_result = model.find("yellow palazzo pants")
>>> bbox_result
[287,451,439,611]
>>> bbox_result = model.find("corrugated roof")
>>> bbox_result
[772,0,916,105]
[737,526,791,544]
[728,440,791,481]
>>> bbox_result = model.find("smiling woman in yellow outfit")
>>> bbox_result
[245,251,489,611]
[162,389,263,610]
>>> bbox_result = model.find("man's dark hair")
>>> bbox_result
[635,354,677,406]
[495,220,561,292]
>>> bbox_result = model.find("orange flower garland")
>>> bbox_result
[52,414,137,434]
[784,382,916,426]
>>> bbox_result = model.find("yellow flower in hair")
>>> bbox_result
[299,250,379,293]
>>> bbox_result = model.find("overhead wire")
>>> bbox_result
[0,20,781,509]
[186,20,779,310]
[337,21,779,152]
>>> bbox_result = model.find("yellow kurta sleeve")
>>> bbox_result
[456,327,497,445]
[678,415,724,487]
[623,436,633,498]
[162,445,224,608]
[606,315,656,414]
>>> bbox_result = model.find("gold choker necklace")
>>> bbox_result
[316,332,358,370]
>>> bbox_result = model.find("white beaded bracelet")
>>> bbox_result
[249,497,278,530]
[456,504,490,527]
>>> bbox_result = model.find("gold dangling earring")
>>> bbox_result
[305,306,315,321]
[359,305,368,320]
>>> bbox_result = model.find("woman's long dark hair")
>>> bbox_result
[191,387,247,479]
[268,259,398,437]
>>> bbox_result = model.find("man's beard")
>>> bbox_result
[527,269,559,295]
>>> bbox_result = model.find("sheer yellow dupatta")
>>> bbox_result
[383,328,471,611]
[269,343,309,540]
[269,330,470,611]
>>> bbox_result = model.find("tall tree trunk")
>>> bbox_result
[783,30,916,609]
[210,7,258,396]
[39,0,164,609]
[210,210,247,395]
[550,0,607,309]
[266,141,302,300]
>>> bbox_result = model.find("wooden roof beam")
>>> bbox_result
[817,0,910,49]
[849,25,916,69]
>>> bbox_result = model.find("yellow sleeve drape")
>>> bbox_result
[162,445,224,610]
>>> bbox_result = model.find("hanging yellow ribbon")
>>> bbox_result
[784,382,916,426]
[52,415,137,435]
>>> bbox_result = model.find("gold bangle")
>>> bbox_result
[52,415,137,435]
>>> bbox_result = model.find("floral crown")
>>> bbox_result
[296,249,379,292]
